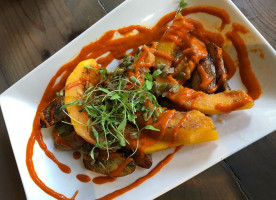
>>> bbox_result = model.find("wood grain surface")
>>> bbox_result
[0,0,275,199]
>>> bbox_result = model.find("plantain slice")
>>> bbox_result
[127,110,218,154]
[166,87,254,115]
[64,59,100,144]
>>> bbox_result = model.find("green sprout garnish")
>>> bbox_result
[176,0,188,16]
[62,56,162,160]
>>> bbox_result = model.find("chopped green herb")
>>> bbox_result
[84,66,98,73]
[176,0,188,16]
[143,125,160,132]
[153,69,162,77]
[175,72,186,79]
[175,53,183,59]
[130,76,141,85]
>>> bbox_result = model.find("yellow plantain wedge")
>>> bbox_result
[133,109,218,154]
[64,59,100,144]
[167,87,254,115]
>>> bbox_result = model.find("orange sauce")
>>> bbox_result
[226,25,262,100]
[126,109,177,156]
[93,176,117,185]
[73,151,81,160]
[232,23,250,34]
[93,158,133,185]
[76,174,91,183]
[26,5,262,200]
[181,5,230,30]
[162,15,193,47]
[197,64,215,91]
[65,77,90,90]
[167,75,179,85]
[190,92,204,110]
[96,146,183,200]
[222,50,236,80]
[40,112,50,127]
[110,158,133,177]
[207,73,227,93]
[250,48,264,59]
[154,50,175,62]
[142,110,176,152]
[53,129,72,149]
[188,18,225,47]
[50,108,55,125]
[167,86,203,110]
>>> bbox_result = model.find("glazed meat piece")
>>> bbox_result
[192,55,216,93]
[53,122,85,150]
[132,153,152,169]
[83,150,136,177]
[40,96,66,128]
[122,148,153,169]
[207,42,230,92]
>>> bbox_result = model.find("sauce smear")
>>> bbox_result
[76,174,91,183]
[226,25,262,100]
[93,158,133,184]
[73,151,81,160]
[93,176,117,185]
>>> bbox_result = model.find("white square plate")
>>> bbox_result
[1,0,276,199]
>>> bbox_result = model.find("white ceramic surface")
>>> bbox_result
[1,0,276,199]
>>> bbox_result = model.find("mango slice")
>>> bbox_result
[64,59,100,144]
[167,87,254,115]
[128,110,218,154]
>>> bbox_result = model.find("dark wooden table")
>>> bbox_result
[0,0,275,199]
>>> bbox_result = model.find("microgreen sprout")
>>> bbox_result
[176,0,188,16]
[62,58,162,160]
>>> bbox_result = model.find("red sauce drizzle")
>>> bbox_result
[222,50,236,80]
[50,108,55,125]
[93,158,133,185]
[232,23,249,34]
[141,110,176,153]
[154,50,175,62]
[111,158,133,177]
[167,86,203,110]
[96,146,183,200]
[40,112,50,127]
[250,48,264,59]
[197,64,214,91]
[207,73,228,93]
[226,25,262,100]
[76,174,91,183]
[73,151,81,160]
[93,176,117,185]
[181,5,230,30]
[188,18,225,47]
[54,129,72,149]
[65,77,90,90]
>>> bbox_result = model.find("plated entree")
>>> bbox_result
[27,1,261,199]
